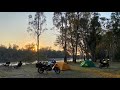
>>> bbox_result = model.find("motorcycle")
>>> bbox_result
[99,59,110,68]
[36,61,60,74]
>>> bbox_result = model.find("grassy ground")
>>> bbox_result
[1,62,120,78]
[69,62,120,78]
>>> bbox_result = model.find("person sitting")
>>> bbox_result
[14,61,22,69]
[51,60,56,64]
[4,62,10,67]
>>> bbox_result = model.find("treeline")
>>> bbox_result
[38,47,70,59]
[95,13,120,61]
[0,44,69,63]
[52,12,120,62]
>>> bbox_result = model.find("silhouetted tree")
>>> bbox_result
[53,12,68,62]
[27,12,47,61]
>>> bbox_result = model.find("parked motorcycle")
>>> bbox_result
[99,59,110,68]
[36,61,60,74]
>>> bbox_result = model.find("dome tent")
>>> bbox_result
[54,62,71,70]
[80,60,95,67]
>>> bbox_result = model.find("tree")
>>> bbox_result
[88,12,101,62]
[53,12,100,62]
[27,12,47,61]
[77,12,92,60]
[109,12,120,61]
[53,12,68,62]
[77,12,101,62]
[66,12,81,63]
[67,12,76,62]
[25,43,35,51]
[13,44,19,50]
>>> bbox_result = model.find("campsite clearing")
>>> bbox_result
[0,62,120,78]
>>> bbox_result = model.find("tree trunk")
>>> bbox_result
[64,46,67,62]
[37,14,40,61]
[37,35,39,61]
[64,16,68,63]
[64,30,67,63]
[74,36,78,63]
[86,52,90,60]
[91,51,96,62]
[74,12,79,63]
[91,31,96,62]
[84,55,86,60]
[72,48,76,63]
[74,33,79,63]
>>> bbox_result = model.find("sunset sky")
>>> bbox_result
[0,12,111,50]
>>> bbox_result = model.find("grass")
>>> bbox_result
[1,61,120,78]
[69,62,120,78]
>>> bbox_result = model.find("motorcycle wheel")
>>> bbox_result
[54,67,60,74]
[38,68,44,74]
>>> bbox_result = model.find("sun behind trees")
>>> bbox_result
[0,44,68,63]
[53,12,101,62]
[25,43,36,52]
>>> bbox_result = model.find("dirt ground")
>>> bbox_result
[0,62,120,78]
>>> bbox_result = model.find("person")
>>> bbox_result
[18,61,22,67]
[51,60,56,64]
[4,61,10,67]
[14,61,22,69]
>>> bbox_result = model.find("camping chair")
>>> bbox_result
[4,62,10,67]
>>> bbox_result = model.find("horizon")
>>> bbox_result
[0,12,111,50]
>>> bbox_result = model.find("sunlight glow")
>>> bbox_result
[0,12,111,51]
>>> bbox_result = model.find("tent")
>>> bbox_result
[54,62,71,71]
[80,60,95,67]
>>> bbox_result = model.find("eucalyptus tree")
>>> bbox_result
[66,12,76,62]
[53,12,103,62]
[98,12,120,61]
[109,12,120,61]
[78,12,101,62]
[27,12,47,61]
[66,12,82,62]
[53,12,68,62]
[88,12,101,61]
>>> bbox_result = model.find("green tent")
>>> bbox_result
[80,60,95,67]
